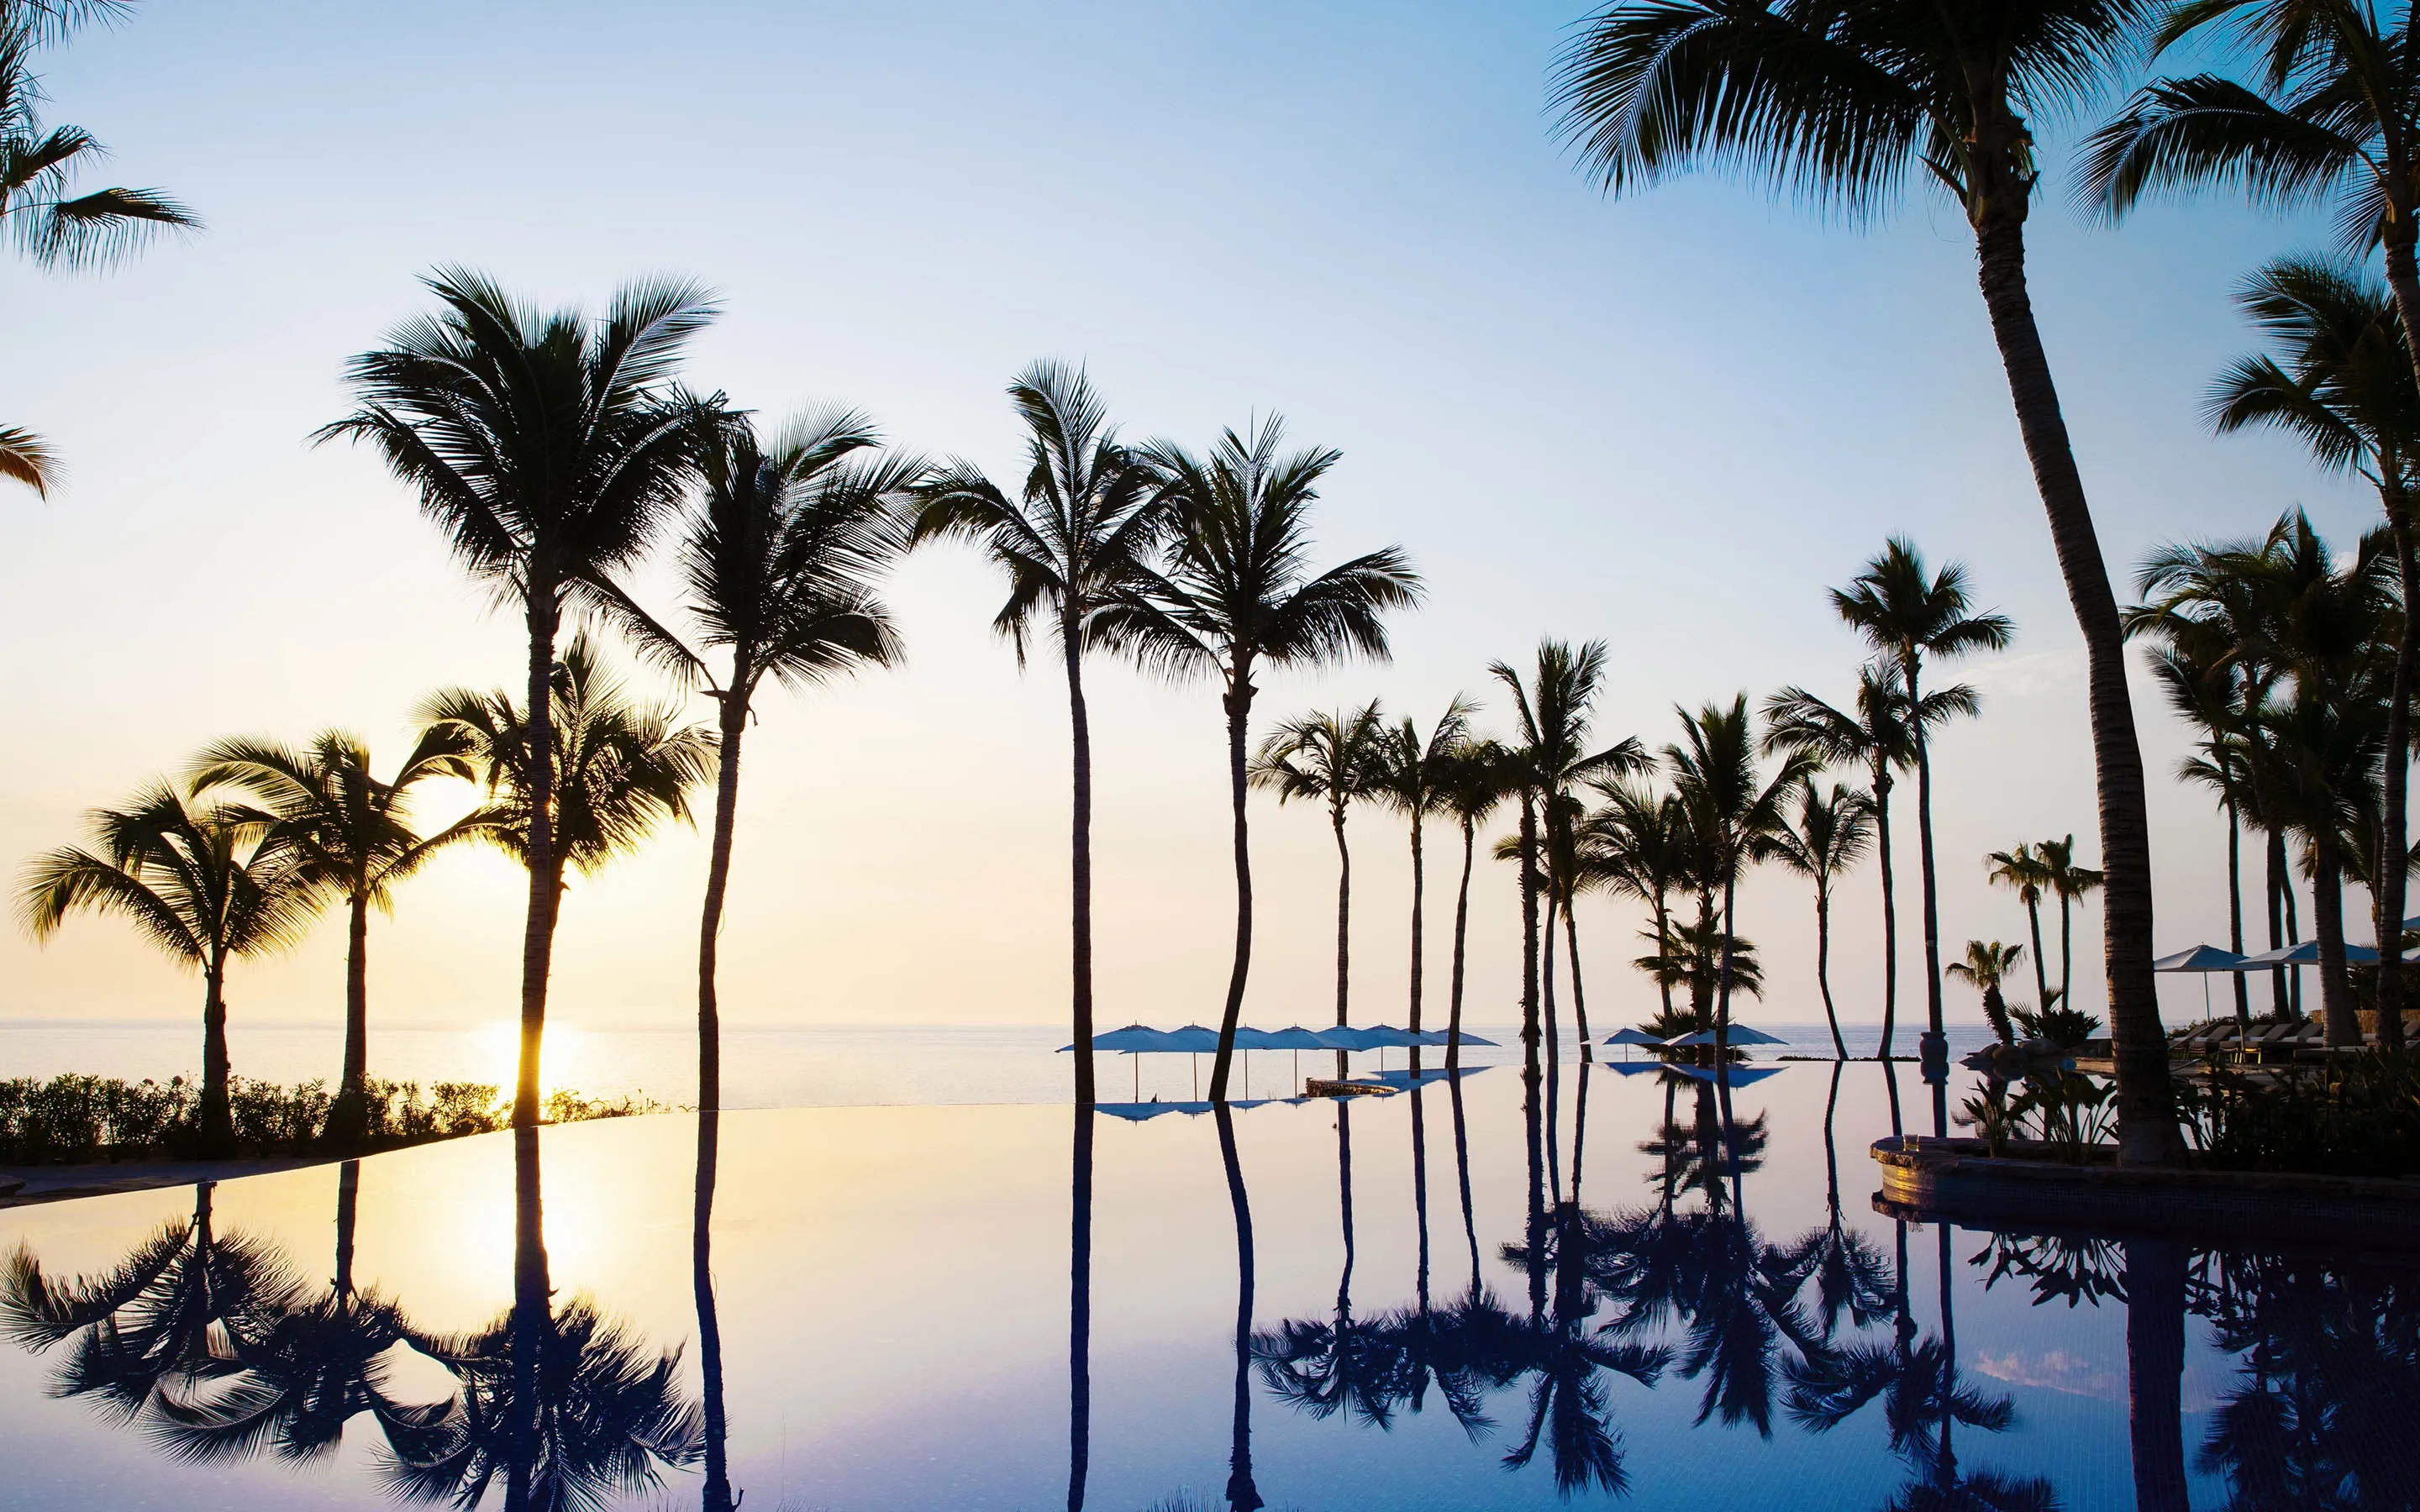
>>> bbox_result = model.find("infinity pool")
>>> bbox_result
[1,1060,2409,1509]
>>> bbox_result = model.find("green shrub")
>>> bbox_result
[2178,1052,2420,1178]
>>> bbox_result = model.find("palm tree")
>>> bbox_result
[652,412,915,1110]
[1437,738,1515,1073]
[1985,843,2054,1015]
[1580,778,1694,1026]
[1253,701,1388,1074]
[1369,697,1478,1058]
[1665,696,1815,1058]
[419,633,717,1003]
[320,268,716,1128]
[1947,941,2026,1046]
[1770,780,1876,1059]
[19,782,317,1152]
[1118,417,1419,1100]
[2037,835,2106,1016]
[1834,539,2012,1090]
[188,728,495,1144]
[1555,0,2181,1167]
[2202,257,2420,1046]
[1490,640,1649,1066]
[0,423,54,495]
[909,362,1165,1107]
[1765,667,1923,1059]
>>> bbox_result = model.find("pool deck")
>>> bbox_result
[0,1152,352,1208]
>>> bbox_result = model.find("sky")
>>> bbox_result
[0,0,2378,1049]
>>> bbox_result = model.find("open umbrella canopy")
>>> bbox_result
[1661,1025,1786,1048]
[2153,944,2249,972]
[1255,1026,1332,1050]
[1228,1027,1280,1050]
[1059,1024,1175,1053]
[2240,941,2380,967]
[1160,1024,1225,1053]
[1413,1028,1500,1047]
[1602,1027,1664,1047]
[1311,1026,1390,1051]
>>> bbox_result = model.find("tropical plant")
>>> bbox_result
[644,411,916,1110]
[1579,777,1695,1026]
[1553,0,2181,1165]
[908,361,1165,1106]
[2036,834,2106,1016]
[1833,540,2012,1085]
[1765,666,1923,1058]
[19,782,317,1152]
[188,728,494,1143]
[419,633,717,978]
[1253,701,1389,1069]
[1769,780,1875,1058]
[1985,843,2054,1014]
[320,267,716,1126]
[1437,738,1515,1072]
[1947,941,2027,1047]
[1664,696,1814,1053]
[1118,417,1418,1099]
[2201,256,2420,1046]
[1370,697,1478,1050]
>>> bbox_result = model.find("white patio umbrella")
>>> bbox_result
[2153,943,2249,1018]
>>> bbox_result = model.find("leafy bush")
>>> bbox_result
[0,1074,663,1164]
[2012,1003,2104,1049]
[2177,1052,2420,1178]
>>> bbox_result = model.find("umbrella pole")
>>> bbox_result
[1193,1054,1199,1101]
[1134,1055,1139,1100]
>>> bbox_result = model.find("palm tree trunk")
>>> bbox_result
[2225,792,2249,1026]
[1815,883,1846,1059]
[2373,471,2417,1051]
[2060,891,2074,1008]
[1210,675,1254,1102]
[334,890,371,1146]
[1908,658,1946,1089]
[1408,809,1426,1037]
[1334,1101,1357,1315]
[2314,847,2357,1046]
[1975,213,2179,1164]
[199,957,233,1155]
[2267,828,2290,1017]
[513,596,562,1131]
[1067,1104,1093,1512]
[2124,1238,2190,1512]
[1332,802,1352,1080]
[1065,633,1097,1108]
[2283,857,2302,1020]
[1450,1066,1481,1292]
[1215,1105,1260,1512]
[1652,891,1674,1021]
[1716,874,1738,1061]
[334,1158,360,1303]
[2025,895,2049,1013]
[1542,890,1561,1086]
[696,694,748,1113]
[1565,902,1591,1057]
[1518,790,1542,1065]
[1448,816,1476,1074]
[507,1125,549,1512]
[694,1109,736,1512]
[1875,765,1899,1061]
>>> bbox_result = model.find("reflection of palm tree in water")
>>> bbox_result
[1774,1064,1895,1341]
[1214,1105,1265,1512]
[695,1111,738,1512]
[1069,1104,1094,1511]
[1253,1101,1402,1426]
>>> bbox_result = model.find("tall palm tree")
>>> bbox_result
[1947,941,2026,1046]
[1765,667,1926,1059]
[2202,257,2420,1046]
[419,633,718,1012]
[1117,417,1418,1100]
[3,0,197,493]
[1580,777,1694,1026]
[1834,539,2012,1090]
[909,362,1165,1107]
[188,728,495,1143]
[1770,780,1876,1059]
[19,783,317,1153]
[320,268,716,1127]
[1555,0,2182,1166]
[2037,835,2106,1016]
[1437,738,1515,1073]
[1985,843,2055,1014]
[1490,640,1649,1065]
[1665,696,1816,1058]
[1369,697,1478,1057]
[1253,701,1388,1075]
[649,412,916,1110]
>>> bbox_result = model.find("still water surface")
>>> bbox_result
[0,1058,2408,1509]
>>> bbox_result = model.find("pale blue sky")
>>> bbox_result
[0,1,2368,1040]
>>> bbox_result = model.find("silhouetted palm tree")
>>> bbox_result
[1947,942,2026,1047]
[1121,418,1419,1099]
[1370,698,1478,1060]
[321,267,716,1126]
[1986,843,2054,1015]
[1765,668,1925,1059]
[1439,740,1516,1072]
[2036,835,2104,1015]
[646,412,917,1110]
[0,423,54,494]
[1775,1065,1896,1341]
[1213,1105,1265,1512]
[189,729,495,1143]
[20,783,318,1152]
[1254,701,1388,1076]
[1834,540,2012,1096]
[1254,1103,1406,1427]
[1770,780,1876,1058]
[1665,697,1814,1058]
[910,362,1165,1106]
[693,1110,737,1512]
[1581,778,1695,1026]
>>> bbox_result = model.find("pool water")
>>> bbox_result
[0,1058,2410,1509]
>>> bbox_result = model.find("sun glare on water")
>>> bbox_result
[468,1019,598,1105]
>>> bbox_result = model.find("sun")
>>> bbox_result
[468,1018,597,1105]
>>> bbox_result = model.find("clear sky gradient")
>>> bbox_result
[0,2,2370,1045]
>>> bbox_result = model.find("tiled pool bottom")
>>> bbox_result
[0,1063,2410,1510]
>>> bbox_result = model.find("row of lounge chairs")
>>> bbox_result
[2165,1017,2412,1064]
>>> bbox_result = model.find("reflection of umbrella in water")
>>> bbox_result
[1096,1099,1292,1123]
[1348,1064,1492,1091]
[1669,1063,1786,1086]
